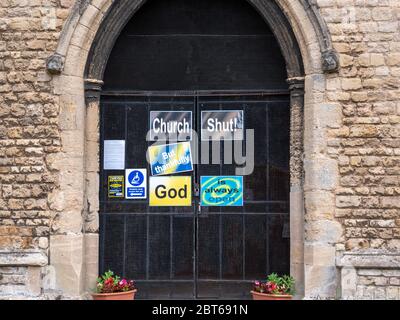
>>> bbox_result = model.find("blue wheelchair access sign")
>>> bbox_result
[125,169,147,199]
[200,176,243,206]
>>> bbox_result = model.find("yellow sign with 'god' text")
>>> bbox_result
[149,176,192,207]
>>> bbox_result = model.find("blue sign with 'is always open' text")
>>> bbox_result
[200,176,243,207]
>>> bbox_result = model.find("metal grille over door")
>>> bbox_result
[99,93,290,299]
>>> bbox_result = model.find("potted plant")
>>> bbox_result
[91,270,137,300]
[251,273,295,300]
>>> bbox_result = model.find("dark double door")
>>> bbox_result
[99,92,290,299]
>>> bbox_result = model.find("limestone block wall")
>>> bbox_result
[319,0,400,252]
[0,0,399,299]
[0,0,74,298]
[338,251,400,299]
[357,270,400,299]
[317,0,400,299]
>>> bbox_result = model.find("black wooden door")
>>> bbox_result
[195,94,290,299]
[98,0,293,300]
[100,95,197,299]
[99,92,290,299]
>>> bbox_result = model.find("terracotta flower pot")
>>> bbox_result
[251,291,292,300]
[92,289,137,301]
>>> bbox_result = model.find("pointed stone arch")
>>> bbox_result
[47,0,339,77]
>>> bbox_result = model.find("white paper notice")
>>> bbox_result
[104,140,125,170]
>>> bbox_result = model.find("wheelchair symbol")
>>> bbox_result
[128,170,145,186]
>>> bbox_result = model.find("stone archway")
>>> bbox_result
[47,0,341,299]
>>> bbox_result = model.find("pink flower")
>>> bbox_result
[119,279,128,286]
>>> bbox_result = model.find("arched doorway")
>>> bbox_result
[97,0,301,299]
[46,0,346,300]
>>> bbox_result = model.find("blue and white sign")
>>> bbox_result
[125,169,147,199]
[200,176,243,206]
[148,142,193,176]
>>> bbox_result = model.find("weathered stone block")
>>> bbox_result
[305,191,335,220]
[345,239,369,250]
[340,266,358,299]
[304,265,338,299]
[84,233,98,292]
[51,210,83,234]
[336,196,361,208]
[349,125,379,138]
[50,234,84,297]
[0,251,47,267]
[381,197,400,208]
[386,286,399,300]
[305,220,343,243]
[305,244,336,266]
[42,265,56,291]
[358,269,382,276]
[358,276,388,286]
[26,267,41,297]
[304,158,338,191]
[342,78,362,91]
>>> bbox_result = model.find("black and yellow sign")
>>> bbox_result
[108,176,124,198]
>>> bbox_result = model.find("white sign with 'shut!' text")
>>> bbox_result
[201,110,244,141]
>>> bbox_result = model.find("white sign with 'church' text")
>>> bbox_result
[150,111,192,141]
